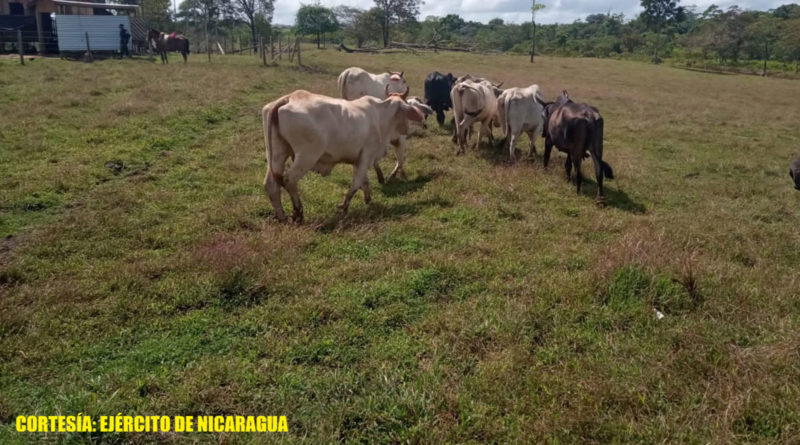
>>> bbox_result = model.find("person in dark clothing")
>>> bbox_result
[119,24,131,58]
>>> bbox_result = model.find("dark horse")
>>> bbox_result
[147,29,190,64]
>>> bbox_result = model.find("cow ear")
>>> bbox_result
[401,104,424,122]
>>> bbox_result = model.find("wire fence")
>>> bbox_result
[2,25,307,67]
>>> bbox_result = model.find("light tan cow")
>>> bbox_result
[262,90,423,223]
[451,79,503,154]
[496,85,546,162]
[337,67,424,183]
[337,67,409,100]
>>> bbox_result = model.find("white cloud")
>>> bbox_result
[272,0,790,26]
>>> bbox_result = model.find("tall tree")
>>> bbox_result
[530,2,545,62]
[640,0,685,63]
[120,0,171,30]
[234,0,274,50]
[373,0,422,47]
[748,16,782,76]
[296,4,339,48]
[178,0,230,28]
[353,7,385,47]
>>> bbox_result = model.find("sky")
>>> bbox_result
[271,0,790,26]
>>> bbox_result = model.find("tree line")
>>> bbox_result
[134,0,800,74]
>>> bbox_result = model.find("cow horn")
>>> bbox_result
[399,71,404,77]
[562,89,569,98]
[495,81,504,88]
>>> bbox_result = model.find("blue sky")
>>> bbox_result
[272,0,791,25]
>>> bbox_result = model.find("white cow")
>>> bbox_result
[262,90,423,223]
[451,79,503,154]
[496,85,546,162]
[337,67,422,183]
[338,67,409,100]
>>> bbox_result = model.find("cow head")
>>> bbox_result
[385,83,410,100]
[407,97,434,129]
[384,95,424,137]
[491,84,504,99]
[385,72,409,98]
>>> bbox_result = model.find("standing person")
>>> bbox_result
[119,24,131,58]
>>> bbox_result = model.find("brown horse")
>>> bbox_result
[147,29,190,64]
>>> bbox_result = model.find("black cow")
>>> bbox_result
[424,71,456,126]
[542,90,614,205]
[791,156,800,191]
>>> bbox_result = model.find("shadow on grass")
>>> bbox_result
[314,197,452,233]
[577,180,647,214]
[380,172,440,197]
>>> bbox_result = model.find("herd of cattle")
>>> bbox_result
[261,66,616,223]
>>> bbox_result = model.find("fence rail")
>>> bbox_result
[3,29,305,66]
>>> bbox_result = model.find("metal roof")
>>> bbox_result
[52,1,140,11]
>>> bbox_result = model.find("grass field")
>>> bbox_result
[1,48,800,443]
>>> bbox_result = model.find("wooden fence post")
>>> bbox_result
[83,31,93,63]
[269,33,274,61]
[261,36,266,66]
[17,29,24,65]
[296,37,301,66]
[278,40,282,60]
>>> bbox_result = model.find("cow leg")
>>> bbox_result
[526,130,537,159]
[469,123,481,151]
[451,116,459,144]
[573,154,583,195]
[591,152,605,206]
[339,157,370,214]
[283,154,318,224]
[544,139,553,168]
[373,161,385,185]
[388,136,407,181]
[485,123,494,145]
[564,156,573,181]
[362,180,372,205]
[436,109,445,127]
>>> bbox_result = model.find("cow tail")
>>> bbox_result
[264,96,290,185]
[593,117,614,179]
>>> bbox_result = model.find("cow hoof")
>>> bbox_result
[596,197,606,208]
[275,215,288,224]
[292,213,304,225]
[337,204,349,214]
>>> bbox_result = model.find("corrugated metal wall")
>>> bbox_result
[54,15,131,52]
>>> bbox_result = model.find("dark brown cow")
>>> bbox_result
[791,156,800,191]
[542,90,614,205]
